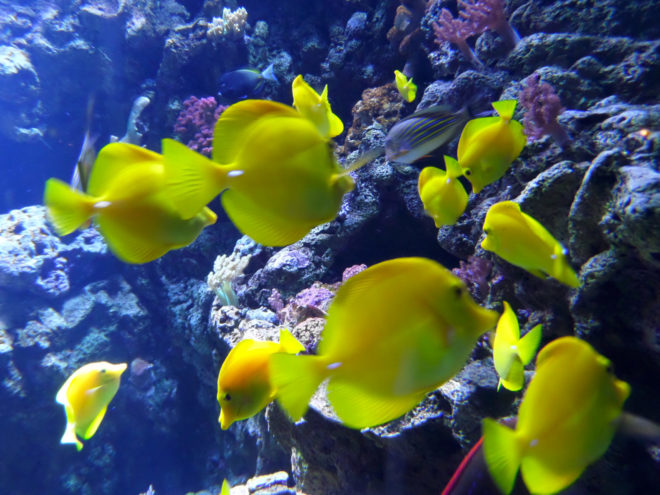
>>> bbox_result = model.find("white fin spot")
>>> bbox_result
[530,438,538,447]
[551,254,558,260]
[94,201,111,209]
[327,362,342,370]
[228,170,244,178]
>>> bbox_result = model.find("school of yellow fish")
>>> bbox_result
[44,74,642,495]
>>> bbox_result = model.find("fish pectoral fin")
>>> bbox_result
[82,405,108,440]
[327,379,428,429]
[221,190,315,246]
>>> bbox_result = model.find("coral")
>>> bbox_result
[519,73,570,147]
[270,283,336,327]
[458,0,520,48]
[173,96,227,156]
[207,7,248,41]
[341,263,367,282]
[118,94,151,145]
[207,251,252,307]
[432,8,484,67]
[387,1,430,74]
[452,256,492,301]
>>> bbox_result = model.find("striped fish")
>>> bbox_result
[385,105,470,164]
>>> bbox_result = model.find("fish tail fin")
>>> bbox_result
[337,146,385,176]
[553,245,580,288]
[482,418,521,495]
[492,100,518,120]
[161,138,228,219]
[270,354,325,422]
[517,323,542,365]
[44,178,94,235]
[61,421,83,451]
[278,328,306,354]
[443,155,463,179]
[261,63,278,83]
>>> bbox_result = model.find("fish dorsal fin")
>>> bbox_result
[534,336,579,369]
[213,100,299,164]
[492,100,517,120]
[279,329,305,354]
[443,155,463,179]
[418,166,446,195]
[88,143,162,197]
[82,405,108,440]
[95,215,169,264]
[221,190,315,247]
[457,116,500,161]
[327,378,428,429]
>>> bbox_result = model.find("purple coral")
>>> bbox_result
[458,0,520,48]
[519,74,571,148]
[432,8,484,67]
[173,96,227,156]
[452,256,492,301]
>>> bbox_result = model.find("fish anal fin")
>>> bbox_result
[82,405,108,440]
[521,455,583,495]
[96,216,169,264]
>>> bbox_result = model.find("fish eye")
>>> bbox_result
[464,169,472,176]
[224,393,232,401]
[484,228,490,235]
[452,285,464,298]
[100,369,107,373]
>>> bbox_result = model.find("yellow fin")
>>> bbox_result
[43,178,94,235]
[95,215,169,264]
[221,190,315,246]
[87,143,162,197]
[328,378,428,429]
[443,155,463,179]
[292,75,344,138]
[213,100,299,164]
[521,456,584,495]
[278,329,305,354]
[221,479,230,495]
[60,418,83,451]
[418,166,446,192]
[270,353,325,422]
[492,99,518,120]
[82,405,108,440]
[518,323,542,365]
[457,116,500,160]
[482,418,521,495]
[163,138,228,219]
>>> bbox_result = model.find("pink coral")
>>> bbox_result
[173,96,227,156]
[432,8,484,67]
[519,73,570,147]
[458,0,520,48]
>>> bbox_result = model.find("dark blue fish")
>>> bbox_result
[218,63,278,101]
[384,105,470,164]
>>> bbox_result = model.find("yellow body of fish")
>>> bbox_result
[217,329,305,429]
[163,99,354,246]
[481,201,580,288]
[270,257,499,429]
[44,143,217,263]
[292,74,344,138]
[394,70,417,103]
[418,156,468,227]
[492,301,542,391]
[55,361,127,451]
[457,100,526,193]
[482,337,630,495]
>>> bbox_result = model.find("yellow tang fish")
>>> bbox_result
[418,156,469,227]
[44,143,217,264]
[481,201,580,288]
[292,74,344,139]
[457,100,526,193]
[55,361,127,451]
[492,301,542,391]
[163,100,355,246]
[217,329,305,430]
[221,479,231,495]
[270,257,499,429]
[394,70,417,103]
[482,337,630,495]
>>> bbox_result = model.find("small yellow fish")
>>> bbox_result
[394,70,417,103]
[221,479,231,495]
[481,201,580,287]
[292,74,344,138]
[164,100,356,246]
[44,142,217,264]
[457,100,526,193]
[492,301,542,391]
[482,337,630,495]
[418,156,468,227]
[56,361,127,451]
[270,257,499,429]
[217,329,305,430]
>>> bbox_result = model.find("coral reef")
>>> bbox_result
[206,7,248,41]
[173,96,227,156]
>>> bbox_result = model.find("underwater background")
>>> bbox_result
[0,0,659,494]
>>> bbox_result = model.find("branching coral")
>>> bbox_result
[519,73,570,148]
[207,251,252,307]
[206,7,248,40]
[432,0,519,67]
